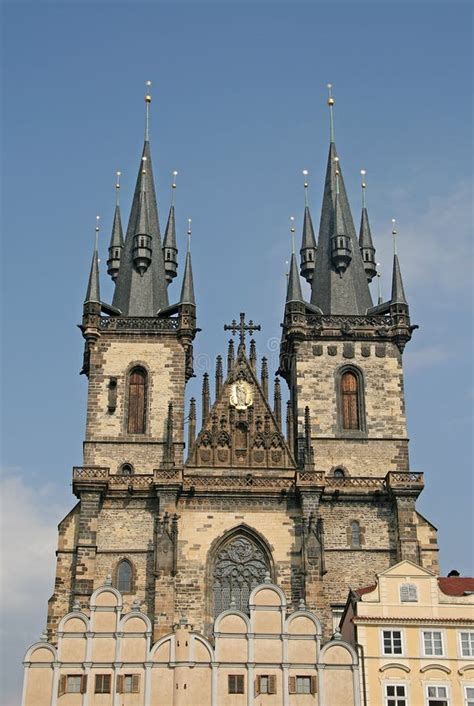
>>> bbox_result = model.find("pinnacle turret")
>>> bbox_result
[286,253,304,304]
[179,221,195,306]
[107,172,124,282]
[358,171,377,282]
[84,217,101,306]
[299,171,317,283]
[330,160,352,276]
[163,171,179,284]
[391,253,408,305]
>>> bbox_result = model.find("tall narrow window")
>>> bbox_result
[341,371,360,430]
[117,560,133,593]
[351,521,361,547]
[127,367,147,434]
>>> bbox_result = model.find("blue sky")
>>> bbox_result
[1,1,472,703]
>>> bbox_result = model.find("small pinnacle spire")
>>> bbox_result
[171,170,178,205]
[163,172,179,284]
[327,83,335,143]
[286,252,304,303]
[249,339,257,371]
[188,397,196,452]
[107,173,125,282]
[202,373,210,425]
[360,169,366,209]
[391,231,408,306]
[144,80,152,141]
[179,224,195,306]
[274,377,282,428]
[300,170,317,284]
[215,355,223,398]
[115,170,121,206]
[358,169,377,282]
[85,217,101,304]
[227,339,235,376]
[261,357,268,399]
[286,400,294,455]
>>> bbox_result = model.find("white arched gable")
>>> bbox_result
[149,633,174,659]
[23,641,58,663]
[284,609,322,636]
[249,581,287,608]
[320,638,358,665]
[90,585,123,609]
[58,611,90,632]
[119,610,152,634]
[214,608,251,633]
[191,633,215,661]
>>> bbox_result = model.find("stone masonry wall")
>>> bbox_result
[293,339,409,476]
[84,334,186,472]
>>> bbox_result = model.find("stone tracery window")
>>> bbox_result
[212,534,270,617]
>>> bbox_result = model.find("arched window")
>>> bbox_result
[127,367,147,434]
[351,521,361,548]
[120,463,134,476]
[116,560,133,593]
[212,534,270,617]
[341,370,360,430]
[333,468,345,479]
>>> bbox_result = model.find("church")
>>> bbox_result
[21,85,443,705]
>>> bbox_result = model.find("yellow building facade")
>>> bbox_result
[340,560,474,706]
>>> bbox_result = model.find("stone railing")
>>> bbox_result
[386,471,424,489]
[73,466,109,480]
[154,469,182,483]
[306,314,394,329]
[99,317,179,332]
[325,476,385,490]
[296,471,325,486]
[183,474,293,492]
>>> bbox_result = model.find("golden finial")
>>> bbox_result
[171,170,178,205]
[334,156,340,194]
[360,169,366,208]
[141,155,147,175]
[391,218,397,255]
[115,170,121,206]
[290,216,296,254]
[327,83,335,142]
[95,215,100,251]
[187,218,192,253]
[285,260,289,283]
[376,262,382,304]
[302,169,309,207]
[144,80,152,140]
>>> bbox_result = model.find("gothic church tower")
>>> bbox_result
[46,85,438,651]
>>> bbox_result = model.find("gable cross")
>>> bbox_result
[224,312,261,349]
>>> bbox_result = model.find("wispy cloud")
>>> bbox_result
[0,470,67,706]
[404,344,452,371]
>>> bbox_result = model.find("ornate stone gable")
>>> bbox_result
[186,350,296,471]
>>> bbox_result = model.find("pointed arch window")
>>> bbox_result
[116,560,133,593]
[341,370,360,430]
[127,367,147,434]
[212,534,270,617]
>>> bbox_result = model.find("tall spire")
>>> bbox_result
[112,82,169,316]
[84,216,101,305]
[179,219,195,305]
[358,170,377,282]
[107,172,124,282]
[286,217,304,303]
[163,171,179,284]
[390,221,408,305]
[310,86,373,314]
[300,170,317,283]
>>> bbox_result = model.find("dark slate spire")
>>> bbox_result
[84,217,101,305]
[331,161,352,276]
[358,170,377,282]
[310,87,373,314]
[286,253,304,303]
[179,221,195,305]
[300,171,317,284]
[132,165,153,276]
[163,171,178,284]
[107,172,125,282]
[112,85,169,316]
[390,224,408,305]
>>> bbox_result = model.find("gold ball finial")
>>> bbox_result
[391,217,397,235]
[95,215,100,232]
[115,170,121,190]
[290,215,295,233]
[327,83,335,106]
[172,170,178,189]
[145,80,152,103]
[302,169,309,188]
[360,169,366,189]
[187,217,192,235]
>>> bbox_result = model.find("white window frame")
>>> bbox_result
[459,630,474,657]
[295,676,312,695]
[421,629,445,657]
[380,628,405,656]
[464,684,474,706]
[400,583,418,602]
[425,683,450,706]
[383,681,408,706]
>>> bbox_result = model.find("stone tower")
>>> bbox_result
[45,86,438,650]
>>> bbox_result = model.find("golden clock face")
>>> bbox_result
[229,380,253,410]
